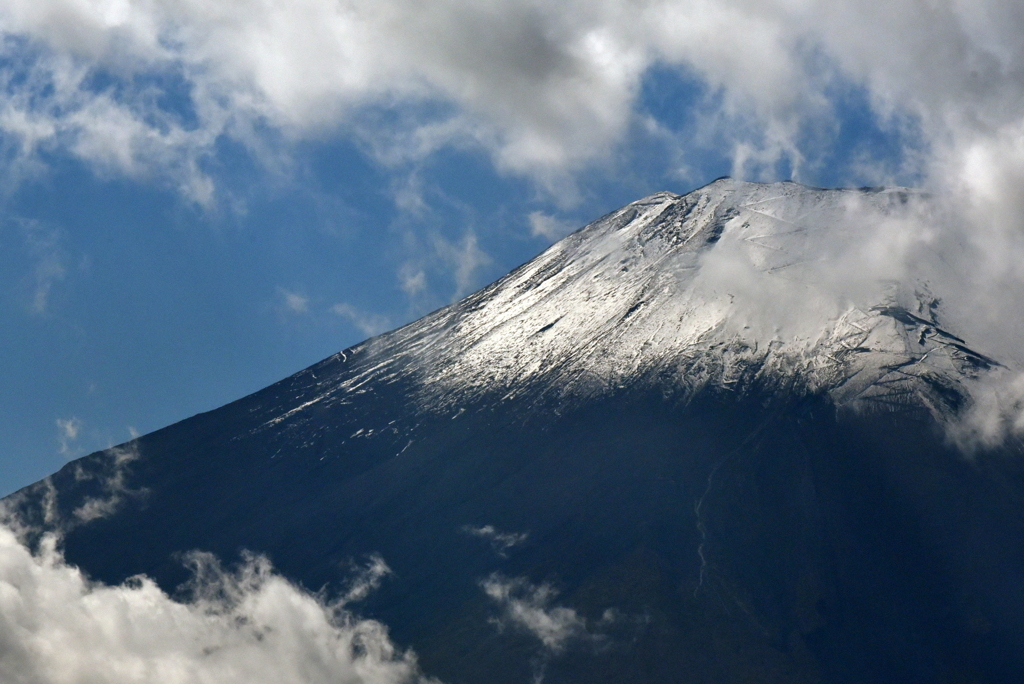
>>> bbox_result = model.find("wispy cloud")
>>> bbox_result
[948,369,1024,452]
[11,219,69,316]
[55,416,82,457]
[13,439,146,534]
[69,442,146,524]
[528,212,575,241]
[397,229,492,309]
[480,572,631,684]
[278,287,310,314]
[462,524,528,558]
[331,303,393,338]
[28,251,65,315]
[398,265,427,298]
[434,231,492,299]
[277,290,393,339]
[481,574,587,653]
[340,554,393,604]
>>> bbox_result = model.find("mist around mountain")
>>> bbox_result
[3,179,1024,684]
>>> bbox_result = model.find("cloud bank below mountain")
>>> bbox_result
[0,525,436,684]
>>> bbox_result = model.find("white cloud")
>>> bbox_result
[331,303,393,338]
[29,252,65,316]
[7,441,145,536]
[278,288,309,314]
[69,443,145,524]
[55,416,82,457]
[0,0,645,195]
[0,1,895,193]
[0,39,221,203]
[398,267,427,298]
[481,574,586,653]
[461,525,528,558]
[1,0,1024,213]
[339,554,393,604]
[527,212,575,241]
[433,232,492,299]
[0,525,437,684]
[397,230,492,307]
[55,417,79,441]
[9,219,69,316]
[947,369,1024,452]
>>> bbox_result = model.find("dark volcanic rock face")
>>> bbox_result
[6,180,1024,683]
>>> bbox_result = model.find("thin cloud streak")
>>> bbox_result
[279,288,310,314]
[331,303,393,338]
[55,416,82,457]
[461,524,528,558]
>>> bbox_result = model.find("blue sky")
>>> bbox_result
[2,0,1023,495]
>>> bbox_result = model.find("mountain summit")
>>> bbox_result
[252,178,1000,429]
[7,180,1024,683]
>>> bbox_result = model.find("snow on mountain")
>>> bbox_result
[263,179,1007,432]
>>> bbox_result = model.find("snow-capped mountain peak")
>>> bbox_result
[252,179,1006,438]
[384,179,998,419]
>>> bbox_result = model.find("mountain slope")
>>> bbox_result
[5,179,1024,684]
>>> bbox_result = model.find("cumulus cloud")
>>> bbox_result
[0,525,437,684]
[0,1,969,190]
[1,1,1024,218]
[0,0,639,195]
[1,0,1023,271]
